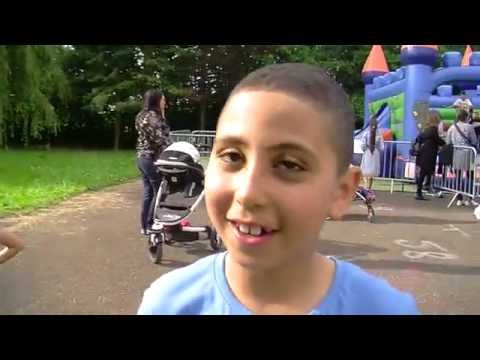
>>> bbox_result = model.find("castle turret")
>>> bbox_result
[362,45,389,127]
[400,45,438,67]
[401,45,439,141]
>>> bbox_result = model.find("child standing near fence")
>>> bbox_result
[360,115,384,189]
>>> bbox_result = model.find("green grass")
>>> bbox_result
[0,149,140,217]
[371,179,417,193]
[0,149,414,218]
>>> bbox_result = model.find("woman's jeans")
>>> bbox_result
[137,155,162,232]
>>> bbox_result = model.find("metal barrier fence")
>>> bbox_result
[432,145,479,207]
[172,134,480,207]
[380,141,416,193]
[170,130,216,156]
[354,140,479,207]
[353,141,416,193]
[192,130,217,135]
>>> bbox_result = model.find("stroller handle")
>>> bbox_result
[154,159,204,176]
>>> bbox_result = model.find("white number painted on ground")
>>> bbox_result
[394,239,448,252]
[442,224,471,239]
[393,239,458,261]
[401,250,458,260]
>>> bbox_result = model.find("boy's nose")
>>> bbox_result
[233,165,268,210]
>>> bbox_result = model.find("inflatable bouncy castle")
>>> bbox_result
[357,45,480,142]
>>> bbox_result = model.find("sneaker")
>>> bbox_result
[463,200,471,207]
[474,206,480,220]
[140,229,151,236]
[415,194,428,200]
[456,200,463,207]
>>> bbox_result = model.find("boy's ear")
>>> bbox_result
[329,166,362,220]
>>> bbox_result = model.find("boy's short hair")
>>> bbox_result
[227,63,355,175]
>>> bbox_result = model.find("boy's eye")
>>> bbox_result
[276,160,305,172]
[218,150,243,164]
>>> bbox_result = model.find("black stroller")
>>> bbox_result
[147,142,222,264]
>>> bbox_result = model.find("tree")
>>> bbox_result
[0,46,10,148]
[0,45,69,148]
[64,46,143,150]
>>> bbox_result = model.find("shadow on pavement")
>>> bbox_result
[159,258,192,269]
[355,259,480,276]
[168,241,217,258]
[317,239,388,259]
[342,214,476,225]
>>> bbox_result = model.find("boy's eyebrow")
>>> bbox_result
[215,136,317,158]
[268,143,315,155]
[214,136,247,147]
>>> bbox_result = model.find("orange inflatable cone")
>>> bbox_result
[462,45,473,66]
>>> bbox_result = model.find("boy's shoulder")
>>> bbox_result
[330,259,420,315]
[138,253,223,315]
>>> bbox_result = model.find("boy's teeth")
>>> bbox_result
[236,223,264,236]
[250,226,262,236]
[239,224,250,234]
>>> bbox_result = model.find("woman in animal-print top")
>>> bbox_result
[135,89,172,234]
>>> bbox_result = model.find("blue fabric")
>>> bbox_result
[138,252,420,315]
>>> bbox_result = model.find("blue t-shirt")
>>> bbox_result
[138,252,420,315]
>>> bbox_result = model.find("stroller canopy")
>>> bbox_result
[162,141,201,164]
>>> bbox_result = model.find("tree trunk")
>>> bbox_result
[113,118,120,151]
[23,118,30,148]
[199,95,207,130]
[0,123,4,149]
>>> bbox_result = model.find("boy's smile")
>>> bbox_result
[205,90,358,270]
[227,219,278,247]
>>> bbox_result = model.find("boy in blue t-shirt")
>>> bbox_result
[138,63,420,315]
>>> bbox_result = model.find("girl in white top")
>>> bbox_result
[360,115,384,189]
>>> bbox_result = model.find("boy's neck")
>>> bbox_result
[225,252,335,315]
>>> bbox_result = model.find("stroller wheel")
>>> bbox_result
[209,228,223,251]
[164,229,176,245]
[367,206,375,223]
[148,232,165,264]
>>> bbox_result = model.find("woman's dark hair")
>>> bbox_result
[457,109,469,123]
[368,115,378,154]
[427,110,441,128]
[143,89,164,113]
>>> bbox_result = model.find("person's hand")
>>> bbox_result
[0,230,24,264]
[160,96,168,119]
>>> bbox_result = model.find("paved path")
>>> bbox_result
[1,181,479,314]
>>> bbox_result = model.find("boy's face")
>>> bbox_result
[205,91,359,270]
